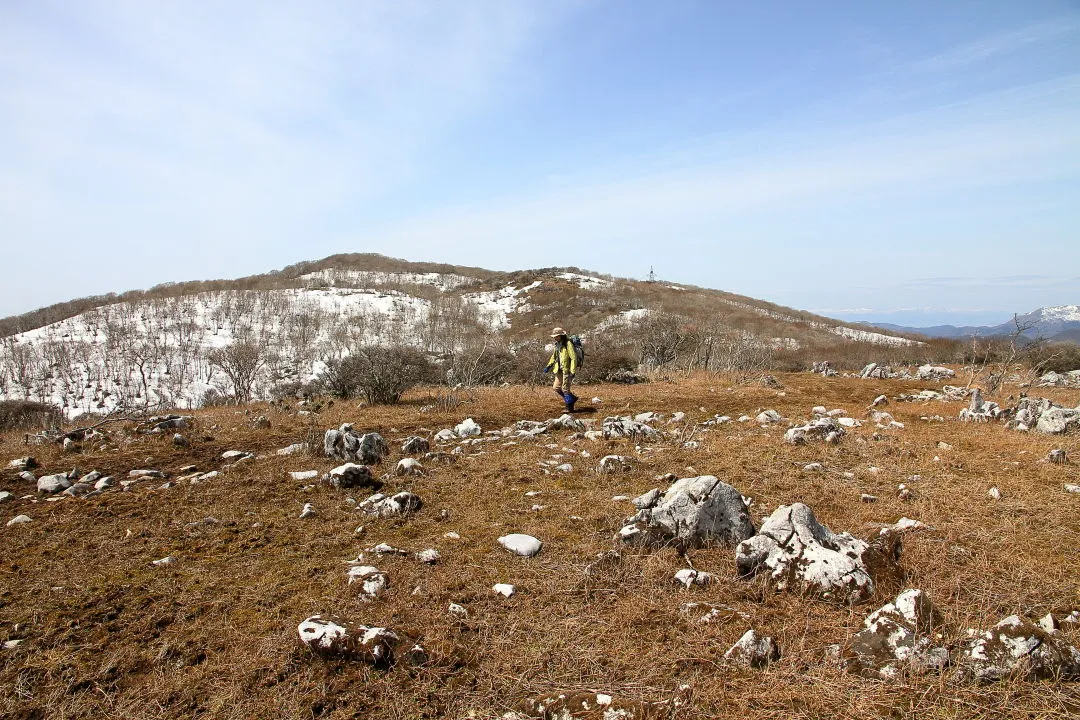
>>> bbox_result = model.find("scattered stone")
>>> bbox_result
[37,474,72,494]
[674,568,712,588]
[367,543,408,556]
[172,433,188,447]
[346,565,388,600]
[493,583,516,598]
[917,365,955,381]
[845,589,949,679]
[128,469,165,479]
[735,503,901,604]
[297,615,400,665]
[957,614,1080,683]
[251,415,271,429]
[434,429,458,443]
[498,533,542,557]
[401,436,430,455]
[1048,449,1068,464]
[151,556,176,567]
[415,549,440,564]
[6,515,31,527]
[786,416,842,444]
[326,463,379,490]
[358,492,422,517]
[455,418,482,438]
[277,443,306,456]
[395,458,424,476]
[6,457,37,471]
[598,455,634,474]
[324,425,389,464]
[803,462,824,472]
[1066,484,1080,494]
[618,475,755,550]
[756,410,785,424]
[289,470,319,481]
[448,603,469,619]
[221,450,253,462]
[861,494,878,503]
[606,369,648,384]
[0,491,11,503]
[724,629,781,669]
[872,395,888,407]
[547,414,586,432]
[509,692,660,720]
[987,487,1002,500]
[94,476,114,490]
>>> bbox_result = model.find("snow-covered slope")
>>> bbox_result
[0,258,922,417]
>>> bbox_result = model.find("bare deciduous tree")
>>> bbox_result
[209,340,267,404]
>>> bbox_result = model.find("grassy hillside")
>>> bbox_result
[2,371,1078,718]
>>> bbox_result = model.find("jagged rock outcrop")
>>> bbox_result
[844,589,949,678]
[618,475,755,550]
[955,614,1080,683]
[735,503,901,604]
[959,389,1003,423]
[324,424,389,464]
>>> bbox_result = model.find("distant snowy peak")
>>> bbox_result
[1031,305,1080,323]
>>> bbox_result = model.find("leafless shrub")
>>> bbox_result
[321,346,438,404]
[712,332,775,383]
[0,399,62,431]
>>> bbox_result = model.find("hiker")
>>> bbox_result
[545,327,579,412]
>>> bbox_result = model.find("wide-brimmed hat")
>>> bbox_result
[550,327,567,338]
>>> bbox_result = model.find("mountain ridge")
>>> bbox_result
[859,305,1080,342]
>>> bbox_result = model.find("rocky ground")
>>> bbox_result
[1,371,1079,719]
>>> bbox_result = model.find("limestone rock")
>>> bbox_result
[735,503,900,604]
[724,629,781,669]
[297,616,399,665]
[547,414,585,432]
[401,436,430,455]
[498,533,542,557]
[917,365,955,381]
[326,463,379,490]
[1048,449,1068,464]
[603,416,660,441]
[755,410,785,424]
[358,492,422,517]
[845,589,949,678]
[959,389,1003,423]
[346,565,389,601]
[598,455,634,474]
[674,568,712,588]
[6,515,31,526]
[395,458,424,476]
[324,425,389,464]
[509,692,663,720]
[957,614,1080,683]
[37,474,72,494]
[1035,406,1080,435]
[785,417,845,445]
[618,475,754,550]
[455,418,481,438]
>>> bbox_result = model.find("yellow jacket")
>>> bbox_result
[546,340,577,375]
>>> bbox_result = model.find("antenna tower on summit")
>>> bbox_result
[647,266,657,283]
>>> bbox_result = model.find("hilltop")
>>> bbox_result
[0,254,940,419]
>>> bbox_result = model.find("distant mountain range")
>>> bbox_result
[863,305,1080,342]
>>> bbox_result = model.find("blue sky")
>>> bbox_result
[2,0,1079,326]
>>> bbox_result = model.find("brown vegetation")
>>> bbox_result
[1,371,1078,718]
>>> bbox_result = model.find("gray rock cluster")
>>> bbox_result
[1037,370,1080,388]
[956,614,1080,683]
[297,615,403,666]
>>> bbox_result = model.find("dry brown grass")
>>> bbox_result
[1,372,1079,719]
